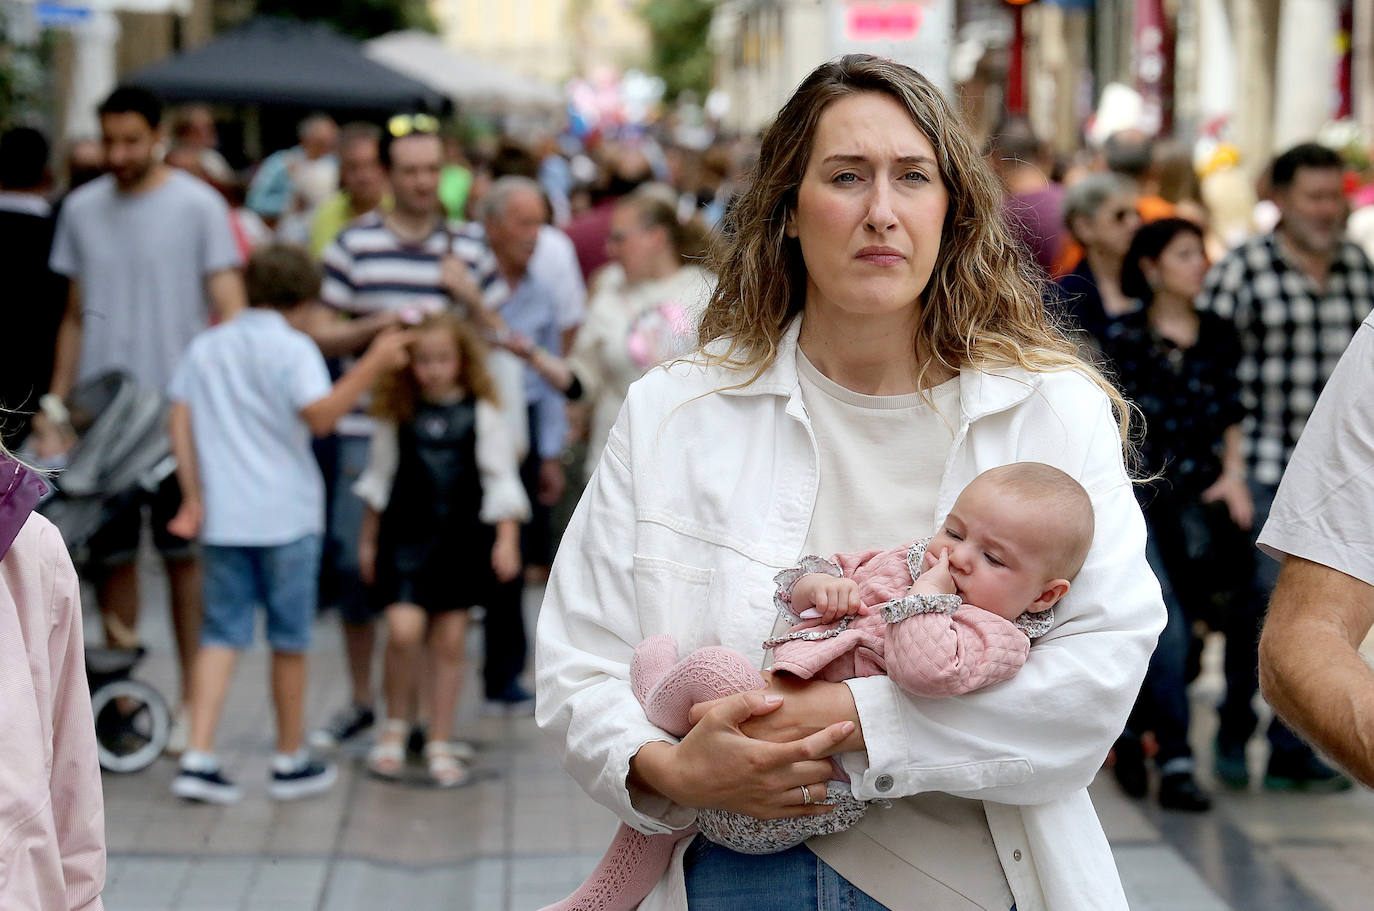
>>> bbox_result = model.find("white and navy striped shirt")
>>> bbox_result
[318,212,531,446]
[320,211,496,318]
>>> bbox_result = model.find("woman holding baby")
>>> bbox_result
[535,55,1165,910]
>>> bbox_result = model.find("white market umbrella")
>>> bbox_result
[364,30,563,113]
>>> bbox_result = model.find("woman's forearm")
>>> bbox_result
[1220,424,1246,478]
[528,345,577,395]
[627,740,680,803]
[738,675,865,752]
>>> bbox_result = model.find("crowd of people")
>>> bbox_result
[1040,135,1374,810]
[2,56,1374,909]
[0,87,722,806]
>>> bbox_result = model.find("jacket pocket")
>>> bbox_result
[631,554,715,648]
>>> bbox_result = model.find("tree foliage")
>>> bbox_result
[252,0,436,41]
[638,0,714,101]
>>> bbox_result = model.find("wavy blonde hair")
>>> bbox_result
[370,312,500,425]
[699,54,1130,443]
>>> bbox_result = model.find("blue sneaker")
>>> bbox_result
[1263,752,1353,793]
[171,766,242,805]
[270,758,337,801]
[1213,738,1249,789]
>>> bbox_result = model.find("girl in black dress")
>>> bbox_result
[357,313,529,787]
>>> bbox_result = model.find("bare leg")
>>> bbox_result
[187,646,240,754]
[413,641,431,726]
[98,562,141,648]
[165,556,204,707]
[343,619,376,706]
[272,651,308,755]
[382,604,427,723]
[426,611,470,744]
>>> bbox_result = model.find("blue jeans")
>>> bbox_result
[202,534,323,653]
[1128,493,1246,768]
[323,434,372,624]
[684,839,892,910]
[684,838,1017,910]
[1216,480,1311,760]
[1124,529,1194,768]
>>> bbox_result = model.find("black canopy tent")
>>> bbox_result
[125,17,450,113]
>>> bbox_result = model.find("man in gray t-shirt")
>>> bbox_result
[43,86,246,724]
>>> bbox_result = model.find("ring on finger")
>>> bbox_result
[799,784,812,805]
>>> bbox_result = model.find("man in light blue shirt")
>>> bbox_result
[464,175,569,707]
[246,114,338,234]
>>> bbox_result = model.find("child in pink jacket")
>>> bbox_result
[546,462,1095,911]
[0,455,106,910]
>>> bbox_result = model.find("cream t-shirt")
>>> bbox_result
[791,350,1016,911]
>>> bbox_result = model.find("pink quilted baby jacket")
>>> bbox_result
[770,541,1032,698]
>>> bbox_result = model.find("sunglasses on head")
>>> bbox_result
[387,113,440,138]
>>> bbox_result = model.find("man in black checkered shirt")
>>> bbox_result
[1197,142,1374,792]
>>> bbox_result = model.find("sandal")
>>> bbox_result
[367,719,409,779]
[423,741,471,788]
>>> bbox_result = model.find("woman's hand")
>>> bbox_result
[358,537,378,587]
[491,519,522,583]
[491,536,522,583]
[687,673,865,754]
[1201,472,1254,530]
[630,691,854,820]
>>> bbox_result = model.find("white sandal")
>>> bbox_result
[423,741,470,788]
[367,719,409,779]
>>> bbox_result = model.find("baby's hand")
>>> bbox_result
[911,549,957,596]
[792,573,864,624]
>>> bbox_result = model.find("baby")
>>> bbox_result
[545,462,1096,911]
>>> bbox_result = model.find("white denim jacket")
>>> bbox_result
[535,318,1165,910]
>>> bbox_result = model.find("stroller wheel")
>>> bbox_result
[91,679,171,773]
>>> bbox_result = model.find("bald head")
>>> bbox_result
[978,462,1095,579]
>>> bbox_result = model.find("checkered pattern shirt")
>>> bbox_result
[1196,230,1374,485]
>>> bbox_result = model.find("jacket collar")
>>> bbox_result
[0,458,47,561]
[703,314,1044,424]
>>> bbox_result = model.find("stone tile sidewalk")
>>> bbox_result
[96,567,1373,911]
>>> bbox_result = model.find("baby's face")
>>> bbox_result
[927,479,1062,621]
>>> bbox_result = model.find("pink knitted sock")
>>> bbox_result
[541,637,766,911]
[538,821,687,911]
[640,644,767,736]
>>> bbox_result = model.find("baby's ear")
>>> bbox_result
[1030,579,1070,612]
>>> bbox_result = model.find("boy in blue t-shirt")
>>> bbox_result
[166,244,411,804]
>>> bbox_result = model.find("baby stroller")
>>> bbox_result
[36,371,176,771]
[86,646,171,772]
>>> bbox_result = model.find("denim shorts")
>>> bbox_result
[202,534,322,653]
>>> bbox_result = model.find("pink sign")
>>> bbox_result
[846,4,924,41]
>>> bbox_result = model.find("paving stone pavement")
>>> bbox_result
[95,558,1374,911]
